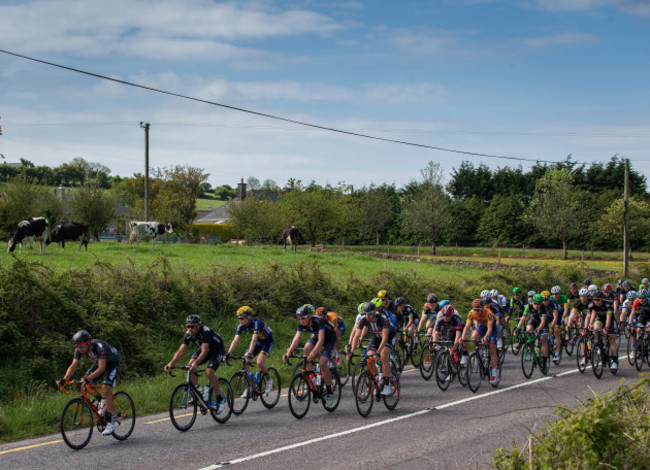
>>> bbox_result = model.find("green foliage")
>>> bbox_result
[193,223,238,241]
[494,375,650,470]
[0,176,64,236]
[71,184,117,239]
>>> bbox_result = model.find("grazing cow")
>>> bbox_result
[46,222,90,250]
[7,217,50,254]
[281,225,303,253]
[128,221,173,248]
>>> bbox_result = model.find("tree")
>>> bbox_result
[402,161,451,255]
[527,168,585,259]
[446,196,486,247]
[227,197,282,243]
[597,197,650,250]
[477,194,530,247]
[262,179,278,191]
[357,185,396,252]
[71,185,117,240]
[0,176,64,236]
[247,176,261,191]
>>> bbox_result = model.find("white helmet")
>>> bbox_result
[480,290,490,299]
[579,287,589,296]
[489,289,499,298]
[588,284,598,293]
[527,290,536,298]
[643,278,649,285]
[551,285,561,295]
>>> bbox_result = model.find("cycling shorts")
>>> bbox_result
[475,323,498,345]
[527,317,549,333]
[191,344,225,371]
[367,332,396,352]
[85,361,119,388]
[307,334,337,359]
[249,336,274,356]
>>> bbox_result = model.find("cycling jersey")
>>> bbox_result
[325,311,346,334]
[552,294,568,307]
[434,315,464,341]
[378,307,400,328]
[571,299,590,317]
[74,339,119,364]
[358,313,397,351]
[467,308,495,326]
[422,302,440,318]
[297,316,337,342]
[184,326,226,370]
[567,290,580,302]
[235,318,273,341]
[510,296,526,319]
[633,299,650,324]
[591,300,614,326]
[403,304,419,322]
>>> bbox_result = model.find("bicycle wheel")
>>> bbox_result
[497,347,505,367]
[502,324,512,348]
[169,383,197,432]
[521,343,535,379]
[510,328,521,355]
[627,336,635,366]
[623,322,631,339]
[410,340,421,368]
[392,346,405,373]
[539,354,550,376]
[466,352,482,393]
[260,367,281,409]
[419,343,434,381]
[322,369,342,412]
[288,374,311,419]
[635,337,646,371]
[229,371,251,415]
[435,350,452,391]
[210,378,233,424]
[354,370,374,417]
[383,374,400,411]
[457,358,468,387]
[591,342,604,379]
[111,391,135,441]
[335,354,350,387]
[350,360,365,394]
[564,332,575,356]
[576,337,588,373]
[61,398,94,450]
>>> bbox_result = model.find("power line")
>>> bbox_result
[1,48,566,164]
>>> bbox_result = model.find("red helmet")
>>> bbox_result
[471,299,482,309]
[441,305,454,317]
[602,283,612,293]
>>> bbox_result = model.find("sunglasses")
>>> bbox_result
[75,340,89,350]
[299,316,309,320]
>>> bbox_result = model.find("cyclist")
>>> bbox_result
[602,283,617,322]
[462,299,500,386]
[583,278,592,289]
[223,306,274,395]
[396,296,419,344]
[351,301,397,396]
[525,294,551,369]
[509,287,526,323]
[620,280,635,305]
[585,290,618,371]
[516,290,537,332]
[164,314,226,413]
[484,290,503,348]
[638,278,649,293]
[432,304,465,363]
[283,304,337,406]
[315,306,345,364]
[548,288,565,364]
[567,283,580,302]
[56,330,120,436]
[419,293,440,335]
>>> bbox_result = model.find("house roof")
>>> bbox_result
[194,189,279,224]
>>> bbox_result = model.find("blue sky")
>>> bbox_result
[1,0,649,189]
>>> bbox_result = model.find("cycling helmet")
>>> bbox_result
[472,299,482,309]
[480,290,490,299]
[186,314,201,326]
[394,297,406,306]
[626,291,638,301]
[579,287,589,296]
[512,287,522,295]
[550,285,561,295]
[588,284,598,293]
[639,288,648,297]
[623,280,632,289]
[540,290,550,299]
[315,306,327,316]
[638,290,649,299]
[616,279,623,286]
[583,278,591,285]
[358,303,365,314]
[533,294,543,304]
[643,278,649,285]
[296,304,315,317]
[363,301,376,314]
[72,330,91,344]
[372,297,383,308]
[569,282,578,289]
[236,306,253,317]
[426,293,438,304]
[441,304,454,317]
[377,289,390,299]
[602,283,612,293]
[527,290,536,298]
[439,300,450,308]
[489,289,499,298]
[592,291,604,300]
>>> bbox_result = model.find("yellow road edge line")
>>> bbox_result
[0,439,63,455]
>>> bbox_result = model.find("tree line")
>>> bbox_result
[229,156,650,257]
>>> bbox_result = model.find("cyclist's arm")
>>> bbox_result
[88,358,107,380]
[284,330,303,358]
[418,312,427,332]
[165,343,188,371]
[189,343,210,371]
[246,332,259,359]
[61,358,81,381]
[356,325,369,350]
[307,329,326,362]
[605,311,613,331]
[226,333,240,355]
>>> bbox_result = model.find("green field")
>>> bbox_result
[195,197,227,211]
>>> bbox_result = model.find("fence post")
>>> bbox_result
[417,244,420,260]
[498,247,502,265]
[522,244,525,258]
[581,251,584,271]
[387,242,390,256]
[341,239,344,251]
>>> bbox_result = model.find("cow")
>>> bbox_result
[281,225,303,253]
[46,222,90,250]
[128,221,173,248]
[7,217,49,254]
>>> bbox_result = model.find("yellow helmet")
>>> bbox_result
[540,291,550,300]
[236,306,253,317]
[377,289,390,299]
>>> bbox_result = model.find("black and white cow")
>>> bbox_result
[129,221,173,248]
[46,222,90,250]
[7,217,50,254]
[281,225,303,253]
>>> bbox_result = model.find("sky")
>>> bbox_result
[1,0,649,190]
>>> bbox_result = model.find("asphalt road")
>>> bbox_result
[0,344,640,470]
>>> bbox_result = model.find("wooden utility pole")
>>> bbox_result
[140,122,150,221]
[623,158,630,278]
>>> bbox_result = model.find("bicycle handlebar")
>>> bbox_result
[165,365,205,378]
[57,379,98,395]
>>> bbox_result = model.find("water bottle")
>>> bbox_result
[248,372,255,383]
[255,372,261,385]
[98,399,106,416]
[315,372,322,387]
[377,372,384,383]
[203,386,210,402]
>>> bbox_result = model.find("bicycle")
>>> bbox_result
[510,326,526,356]
[520,331,550,379]
[466,339,501,392]
[419,334,437,380]
[632,325,650,371]
[433,340,467,391]
[58,380,135,450]
[226,356,280,415]
[590,329,618,379]
[576,329,594,374]
[354,355,400,417]
[563,326,579,356]
[167,366,233,432]
[396,329,422,368]
[286,355,342,419]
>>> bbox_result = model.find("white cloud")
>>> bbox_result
[524,31,597,47]
[535,0,650,17]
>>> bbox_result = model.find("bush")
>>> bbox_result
[192,223,238,242]
[494,375,650,469]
